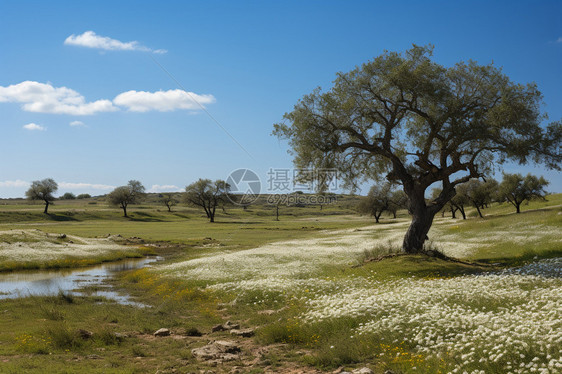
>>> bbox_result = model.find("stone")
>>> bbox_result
[212,321,240,332]
[154,328,171,337]
[353,368,374,374]
[78,329,93,339]
[191,340,241,362]
[229,328,255,337]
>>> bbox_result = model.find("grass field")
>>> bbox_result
[0,194,560,373]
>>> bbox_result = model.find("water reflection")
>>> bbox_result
[0,256,161,306]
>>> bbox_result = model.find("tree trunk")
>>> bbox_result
[402,207,435,253]
[516,203,521,213]
[474,203,483,218]
[402,187,437,253]
[275,205,279,221]
[392,210,397,219]
[459,206,466,220]
[44,200,49,214]
[450,206,457,219]
[374,211,381,223]
[122,205,128,217]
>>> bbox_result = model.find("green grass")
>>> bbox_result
[0,194,560,373]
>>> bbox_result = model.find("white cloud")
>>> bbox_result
[0,180,29,187]
[557,37,562,43]
[0,81,117,115]
[113,89,215,112]
[23,123,45,131]
[64,31,167,54]
[148,184,182,193]
[69,120,86,127]
[59,182,115,190]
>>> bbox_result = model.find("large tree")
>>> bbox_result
[26,178,58,214]
[273,46,560,253]
[107,180,146,217]
[184,179,230,222]
[498,173,549,213]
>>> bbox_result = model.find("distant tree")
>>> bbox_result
[498,173,549,213]
[26,178,58,214]
[76,193,91,199]
[273,45,561,253]
[432,186,469,219]
[388,190,408,219]
[464,179,499,218]
[159,193,178,212]
[61,192,76,200]
[184,179,231,222]
[107,180,146,217]
[358,183,394,223]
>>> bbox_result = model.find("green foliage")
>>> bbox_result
[184,178,231,222]
[273,45,561,251]
[497,173,549,213]
[76,193,91,199]
[60,192,76,200]
[25,178,58,213]
[107,180,146,217]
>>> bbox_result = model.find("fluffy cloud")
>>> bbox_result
[148,184,182,193]
[1,81,214,115]
[69,120,86,127]
[113,89,216,112]
[0,81,117,115]
[557,37,562,43]
[58,182,115,190]
[64,31,167,54]
[23,123,45,131]
[0,180,29,187]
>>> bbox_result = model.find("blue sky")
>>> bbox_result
[0,0,560,198]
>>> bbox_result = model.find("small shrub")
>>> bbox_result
[45,323,83,350]
[57,290,74,304]
[185,327,202,336]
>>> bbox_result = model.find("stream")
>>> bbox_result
[0,256,162,307]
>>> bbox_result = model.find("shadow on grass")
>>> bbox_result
[45,213,78,222]
[474,248,562,267]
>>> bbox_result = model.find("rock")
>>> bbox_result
[113,332,126,341]
[229,328,255,337]
[384,370,395,374]
[353,368,374,374]
[78,329,93,339]
[154,328,171,337]
[211,324,226,332]
[212,321,240,332]
[58,234,67,239]
[191,340,241,362]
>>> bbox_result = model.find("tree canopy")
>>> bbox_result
[184,179,231,222]
[107,180,146,217]
[25,178,58,214]
[274,45,561,253]
[498,173,549,213]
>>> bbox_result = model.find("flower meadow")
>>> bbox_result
[160,222,561,373]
